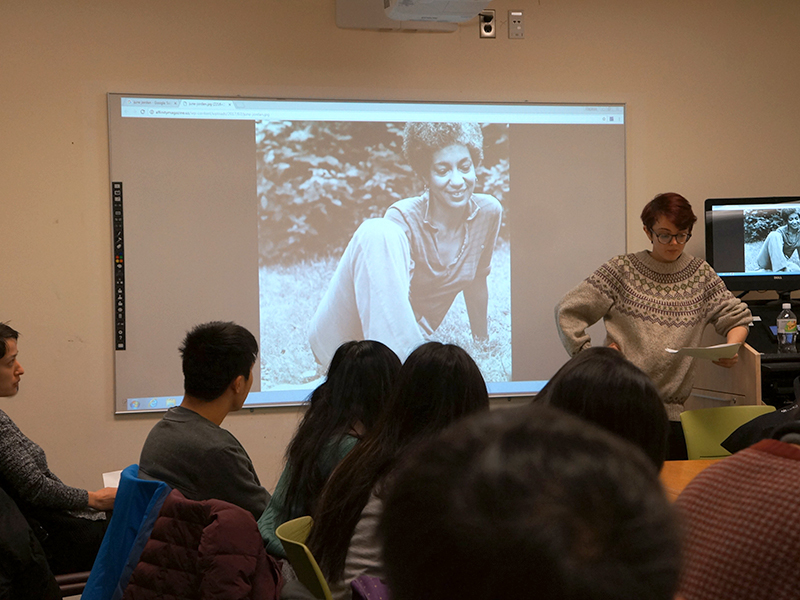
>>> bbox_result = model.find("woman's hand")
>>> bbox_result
[88,487,117,511]
[714,325,749,368]
[713,355,738,368]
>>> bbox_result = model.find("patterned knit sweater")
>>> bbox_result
[0,408,98,519]
[556,251,752,420]
[676,439,800,600]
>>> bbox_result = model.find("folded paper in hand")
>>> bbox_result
[665,342,741,360]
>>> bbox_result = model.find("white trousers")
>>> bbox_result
[308,219,424,366]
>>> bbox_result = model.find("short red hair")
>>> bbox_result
[640,193,697,231]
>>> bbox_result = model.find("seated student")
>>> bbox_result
[258,340,400,557]
[305,342,490,600]
[532,347,669,469]
[0,486,60,600]
[380,406,682,600]
[676,420,800,600]
[0,323,115,575]
[138,321,269,519]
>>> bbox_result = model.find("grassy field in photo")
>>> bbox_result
[258,239,512,389]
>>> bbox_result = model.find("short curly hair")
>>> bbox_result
[402,122,484,179]
[783,207,800,221]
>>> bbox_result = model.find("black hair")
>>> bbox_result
[380,406,681,600]
[402,122,484,180]
[533,347,668,469]
[307,342,489,582]
[180,321,258,401]
[0,323,19,359]
[279,340,401,524]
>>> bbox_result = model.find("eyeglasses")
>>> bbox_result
[650,230,691,244]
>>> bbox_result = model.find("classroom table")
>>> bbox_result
[659,459,722,501]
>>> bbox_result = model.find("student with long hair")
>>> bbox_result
[257,340,401,557]
[533,347,669,470]
[306,341,490,600]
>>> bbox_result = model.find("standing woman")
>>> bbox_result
[0,323,116,574]
[308,122,503,365]
[555,193,752,459]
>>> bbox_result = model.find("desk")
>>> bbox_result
[659,459,721,501]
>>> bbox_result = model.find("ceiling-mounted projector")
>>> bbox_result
[384,0,494,22]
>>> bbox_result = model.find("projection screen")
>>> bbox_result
[108,94,626,413]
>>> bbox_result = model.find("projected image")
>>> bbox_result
[256,121,510,389]
[744,207,800,272]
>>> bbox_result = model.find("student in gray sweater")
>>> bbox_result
[138,321,269,519]
[0,322,116,574]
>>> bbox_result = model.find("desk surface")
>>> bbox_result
[660,459,722,501]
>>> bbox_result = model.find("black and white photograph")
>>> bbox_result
[744,207,800,273]
[256,120,511,390]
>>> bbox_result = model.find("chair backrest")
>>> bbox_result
[276,516,333,600]
[81,464,171,600]
[121,489,281,599]
[680,405,776,460]
[0,485,61,600]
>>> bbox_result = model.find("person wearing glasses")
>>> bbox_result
[556,193,751,459]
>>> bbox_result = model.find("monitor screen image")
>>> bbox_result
[705,196,800,298]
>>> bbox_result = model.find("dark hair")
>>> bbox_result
[533,348,668,469]
[180,321,258,401]
[308,342,489,582]
[279,340,401,524]
[0,323,19,360]
[640,192,697,232]
[380,406,681,600]
[402,122,484,179]
[785,208,800,221]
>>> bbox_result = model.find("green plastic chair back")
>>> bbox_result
[680,404,776,460]
[276,516,333,600]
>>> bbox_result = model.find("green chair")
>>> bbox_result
[680,404,776,460]
[276,516,333,600]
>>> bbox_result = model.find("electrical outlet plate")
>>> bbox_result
[509,10,524,39]
[479,9,496,38]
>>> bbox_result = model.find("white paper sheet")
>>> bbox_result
[665,342,741,360]
[102,470,123,488]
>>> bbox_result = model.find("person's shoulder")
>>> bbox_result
[473,193,502,214]
[601,252,636,270]
[387,194,425,215]
[0,408,14,426]
[687,255,723,279]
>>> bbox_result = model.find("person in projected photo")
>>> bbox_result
[308,122,503,366]
[556,193,752,460]
[755,208,800,272]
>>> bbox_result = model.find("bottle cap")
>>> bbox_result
[784,303,792,309]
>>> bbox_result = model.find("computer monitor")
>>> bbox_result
[705,196,800,302]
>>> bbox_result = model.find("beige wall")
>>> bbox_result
[2,0,800,491]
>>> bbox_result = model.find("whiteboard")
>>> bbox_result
[108,94,625,413]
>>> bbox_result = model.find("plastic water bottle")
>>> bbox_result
[777,303,797,353]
